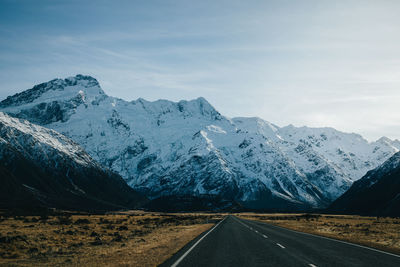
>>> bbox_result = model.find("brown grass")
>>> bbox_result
[236,213,400,255]
[5,210,398,266]
[0,211,222,266]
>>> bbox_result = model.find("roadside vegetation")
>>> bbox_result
[3,211,399,266]
[0,211,221,266]
[237,213,400,255]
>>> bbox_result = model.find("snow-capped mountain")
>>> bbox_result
[1,74,399,209]
[329,151,400,216]
[0,111,146,211]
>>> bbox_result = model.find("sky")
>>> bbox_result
[1,0,400,141]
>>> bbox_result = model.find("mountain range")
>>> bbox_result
[1,74,399,211]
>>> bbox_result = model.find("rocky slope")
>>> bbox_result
[329,151,400,216]
[1,74,399,210]
[0,112,146,212]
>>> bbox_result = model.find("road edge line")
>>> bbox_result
[243,217,400,259]
[170,216,227,267]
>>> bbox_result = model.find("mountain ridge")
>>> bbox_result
[329,151,400,216]
[0,111,147,212]
[1,74,399,210]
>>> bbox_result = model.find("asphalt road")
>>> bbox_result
[161,215,400,267]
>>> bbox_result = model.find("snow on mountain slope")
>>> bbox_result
[0,111,146,211]
[1,74,398,209]
[0,110,94,168]
[278,125,399,180]
[232,118,399,200]
[329,151,400,216]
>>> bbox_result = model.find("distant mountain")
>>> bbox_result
[329,151,400,217]
[1,74,399,210]
[0,112,147,212]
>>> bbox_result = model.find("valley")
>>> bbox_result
[1,75,400,266]
[2,2,400,266]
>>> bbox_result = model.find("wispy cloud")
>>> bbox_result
[1,1,400,141]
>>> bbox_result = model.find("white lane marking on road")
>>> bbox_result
[276,243,285,249]
[234,217,271,241]
[261,221,400,259]
[171,216,227,267]
[309,264,317,267]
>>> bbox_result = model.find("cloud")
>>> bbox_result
[1,1,400,141]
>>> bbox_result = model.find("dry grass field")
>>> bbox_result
[237,213,400,255]
[3,211,399,266]
[0,211,222,266]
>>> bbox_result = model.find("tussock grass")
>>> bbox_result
[0,211,222,266]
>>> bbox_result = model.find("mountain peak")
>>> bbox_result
[65,74,101,88]
[0,74,107,125]
[194,96,209,104]
[232,117,280,139]
[175,97,222,120]
[0,74,104,108]
[377,136,392,144]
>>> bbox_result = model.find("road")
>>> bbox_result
[161,215,400,267]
